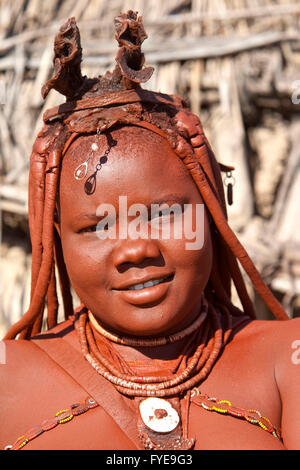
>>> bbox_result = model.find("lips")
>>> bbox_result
[112,273,174,291]
[112,273,174,306]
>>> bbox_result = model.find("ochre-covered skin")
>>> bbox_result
[1,11,299,450]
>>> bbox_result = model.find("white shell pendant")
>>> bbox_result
[139,398,180,433]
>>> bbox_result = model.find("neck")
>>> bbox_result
[88,296,207,359]
[88,294,206,342]
[92,326,193,363]
[90,307,209,368]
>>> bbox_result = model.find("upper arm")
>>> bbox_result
[275,317,300,449]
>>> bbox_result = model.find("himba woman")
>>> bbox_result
[1,11,299,451]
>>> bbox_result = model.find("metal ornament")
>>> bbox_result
[74,142,99,180]
[224,171,236,206]
[84,134,117,195]
[139,397,180,433]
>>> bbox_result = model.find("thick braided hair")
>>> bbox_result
[4,11,288,340]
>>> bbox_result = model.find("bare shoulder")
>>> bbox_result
[235,315,300,334]
[0,339,47,392]
[0,327,83,449]
[0,339,45,445]
[0,319,74,372]
[233,316,300,449]
[0,338,41,368]
[222,316,300,375]
[231,316,300,352]
[266,316,300,449]
[261,316,300,383]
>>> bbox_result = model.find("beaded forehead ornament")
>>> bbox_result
[74,140,99,181]
[74,131,117,195]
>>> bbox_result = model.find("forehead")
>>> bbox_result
[60,126,199,205]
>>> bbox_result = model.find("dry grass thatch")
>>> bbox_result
[1,0,300,336]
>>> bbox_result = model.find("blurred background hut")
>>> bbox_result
[0,0,300,337]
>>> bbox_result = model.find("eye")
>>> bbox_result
[79,224,97,233]
[83,225,98,232]
[80,222,109,233]
[149,205,185,222]
[150,209,171,220]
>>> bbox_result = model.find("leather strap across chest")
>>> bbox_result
[31,322,140,448]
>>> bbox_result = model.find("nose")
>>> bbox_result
[112,239,161,270]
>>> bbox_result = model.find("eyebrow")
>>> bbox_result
[71,213,101,225]
[72,194,189,222]
[145,197,189,214]
[149,194,189,207]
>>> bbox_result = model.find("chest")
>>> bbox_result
[185,337,284,450]
[188,400,284,450]
[4,396,283,451]
[19,394,283,451]
[1,329,285,451]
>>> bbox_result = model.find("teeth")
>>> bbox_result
[131,283,144,290]
[128,278,166,290]
[144,280,160,288]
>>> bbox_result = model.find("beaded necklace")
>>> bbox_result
[88,308,207,347]
[75,299,222,397]
[74,298,238,449]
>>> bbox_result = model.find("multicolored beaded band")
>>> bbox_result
[4,396,98,450]
[186,387,282,441]
[4,390,282,449]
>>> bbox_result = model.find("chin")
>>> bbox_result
[112,309,187,337]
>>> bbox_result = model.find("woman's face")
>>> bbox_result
[59,126,212,336]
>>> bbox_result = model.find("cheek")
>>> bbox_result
[161,216,212,289]
[60,231,110,294]
[165,207,212,270]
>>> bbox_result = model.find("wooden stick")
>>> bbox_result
[0,184,27,204]
[268,119,300,236]
[1,31,299,71]
[149,3,300,25]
